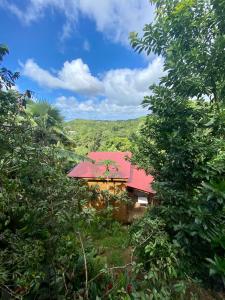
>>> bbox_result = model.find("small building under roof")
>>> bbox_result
[68,152,155,223]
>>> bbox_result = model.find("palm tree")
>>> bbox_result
[27,100,62,126]
[26,100,71,146]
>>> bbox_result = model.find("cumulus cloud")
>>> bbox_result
[22,58,104,95]
[22,56,164,107]
[50,57,164,120]
[103,57,164,106]
[77,0,154,45]
[0,0,153,45]
[55,96,147,120]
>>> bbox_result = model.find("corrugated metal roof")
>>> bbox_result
[68,152,154,194]
[126,166,154,194]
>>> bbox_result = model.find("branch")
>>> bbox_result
[62,271,69,296]
[0,284,22,299]
[78,231,88,299]
[88,263,133,285]
[131,233,153,264]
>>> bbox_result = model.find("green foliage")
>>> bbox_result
[83,219,129,266]
[0,88,98,298]
[3,0,225,295]
[130,0,225,296]
[0,72,136,298]
[26,100,74,147]
[130,0,225,101]
[64,118,144,155]
[0,44,19,89]
[27,99,63,124]
[0,48,116,299]
[129,216,184,299]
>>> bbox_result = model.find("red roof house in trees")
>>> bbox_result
[68,152,155,223]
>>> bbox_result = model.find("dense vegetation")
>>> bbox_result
[64,118,144,155]
[130,0,225,298]
[0,47,133,299]
[1,0,225,299]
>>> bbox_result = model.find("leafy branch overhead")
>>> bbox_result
[130,0,225,102]
[0,44,19,90]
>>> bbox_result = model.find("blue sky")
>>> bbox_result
[0,0,164,120]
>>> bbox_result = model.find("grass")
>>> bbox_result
[93,223,130,267]
[82,218,130,267]
[96,235,130,266]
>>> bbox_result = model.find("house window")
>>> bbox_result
[137,196,148,207]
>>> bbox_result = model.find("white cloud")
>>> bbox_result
[22,56,164,107]
[77,0,154,45]
[55,96,147,120]
[22,58,104,95]
[0,0,78,24]
[1,0,153,45]
[103,57,164,106]
[51,57,164,120]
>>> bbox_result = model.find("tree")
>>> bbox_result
[0,44,19,89]
[27,100,63,125]
[131,0,225,102]
[0,46,110,299]
[130,0,225,292]
[26,100,74,146]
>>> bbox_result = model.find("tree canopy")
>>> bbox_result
[64,118,144,155]
[0,46,125,299]
[1,0,225,298]
[130,0,225,296]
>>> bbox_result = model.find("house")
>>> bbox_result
[68,152,155,223]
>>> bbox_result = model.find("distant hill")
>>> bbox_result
[64,118,145,155]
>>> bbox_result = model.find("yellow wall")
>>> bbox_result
[84,178,154,223]
[87,179,126,193]
[86,179,128,222]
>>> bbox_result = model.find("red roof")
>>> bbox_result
[126,167,154,193]
[68,152,154,194]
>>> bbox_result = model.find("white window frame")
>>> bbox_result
[137,196,148,206]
